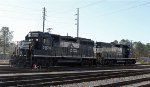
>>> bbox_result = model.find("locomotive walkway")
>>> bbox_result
[0,65,150,87]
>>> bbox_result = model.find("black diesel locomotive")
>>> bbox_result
[11,31,136,67]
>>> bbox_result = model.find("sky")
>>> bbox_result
[0,0,150,43]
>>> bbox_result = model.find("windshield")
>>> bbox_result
[28,32,39,37]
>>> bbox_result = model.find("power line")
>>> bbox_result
[0,1,42,17]
[100,1,150,16]
[45,0,85,16]
[46,0,106,18]
[45,1,106,35]
[0,6,41,16]
[45,0,106,27]
[79,0,106,9]
[0,2,41,12]
[0,14,41,21]
[98,0,141,13]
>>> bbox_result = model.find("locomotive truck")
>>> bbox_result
[10,31,136,67]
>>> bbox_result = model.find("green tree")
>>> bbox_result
[119,39,130,45]
[146,43,150,57]
[133,41,146,58]
[0,27,13,54]
[113,40,118,44]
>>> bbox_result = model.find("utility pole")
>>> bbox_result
[75,8,79,38]
[43,7,46,32]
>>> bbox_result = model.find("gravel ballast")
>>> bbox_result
[51,74,150,87]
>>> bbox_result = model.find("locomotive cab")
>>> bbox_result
[25,31,44,50]
[114,44,130,58]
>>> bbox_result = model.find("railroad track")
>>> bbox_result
[0,69,150,87]
[0,64,150,74]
